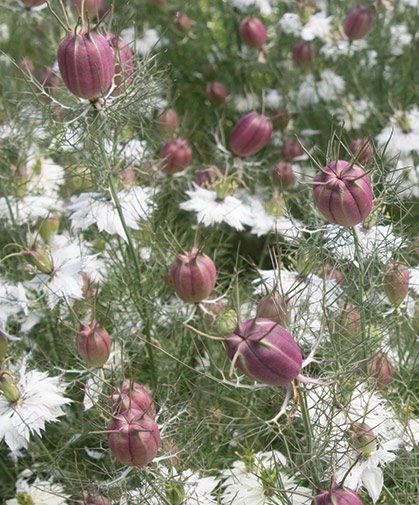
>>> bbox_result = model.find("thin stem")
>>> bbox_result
[352,227,367,361]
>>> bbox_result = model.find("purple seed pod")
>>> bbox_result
[72,0,108,20]
[205,82,228,105]
[272,107,290,130]
[81,492,112,505]
[195,166,218,188]
[107,408,160,467]
[383,262,409,307]
[343,5,373,40]
[239,16,267,49]
[112,379,156,418]
[35,66,59,95]
[313,482,364,505]
[170,246,216,303]
[106,33,133,94]
[224,318,303,386]
[292,40,315,68]
[21,0,46,7]
[156,108,178,136]
[313,160,372,227]
[173,12,191,33]
[230,112,273,157]
[368,352,394,386]
[319,264,343,285]
[281,138,303,160]
[257,292,290,326]
[76,320,111,368]
[348,422,376,456]
[159,138,192,174]
[272,161,294,188]
[57,26,114,101]
[349,138,373,164]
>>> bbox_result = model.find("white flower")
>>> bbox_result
[376,107,419,157]
[301,12,333,41]
[278,13,303,36]
[293,71,345,106]
[321,224,403,264]
[389,24,412,56]
[0,195,64,225]
[0,363,71,455]
[232,93,260,113]
[122,27,168,56]
[0,281,28,331]
[68,186,155,242]
[232,0,273,16]
[6,476,68,505]
[28,240,102,308]
[221,451,311,505]
[265,89,282,109]
[26,152,65,197]
[320,39,367,62]
[179,184,254,231]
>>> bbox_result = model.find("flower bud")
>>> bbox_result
[313,482,364,505]
[257,292,290,326]
[156,108,178,136]
[349,138,373,163]
[383,262,409,307]
[173,13,191,33]
[369,352,394,386]
[215,309,238,336]
[160,138,192,174]
[224,318,302,386]
[72,0,108,20]
[313,160,372,227]
[343,5,373,40]
[281,138,303,160]
[106,33,133,95]
[239,16,267,49]
[35,66,59,96]
[272,161,294,188]
[36,212,60,243]
[107,408,160,467]
[112,379,156,418]
[230,112,272,157]
[348,422,376,456]
[76,320,111,368]
[170,247,216,303]
[23,245,53,274]
[205,82,227,105]
[57,26,114,101]
[0,373,20,403]
[292,40,315,68]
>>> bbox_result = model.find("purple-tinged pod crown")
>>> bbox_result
[205,82,228,105]
[239,16,267,49]
[230,112,273,157]
[348,422,376,456]
[383,262,409,307]
[368,351,394,387]
[107,408,160,467]
[313,160,372,227]
[160,138,192,174]
[292,40,315,67]
[112,379,156,418]
[57,25,114,101]
[156,108,178,136]
[343,5,373,40]
[349,138,373,163]
[313,482,364,505]
[224,318,302,386]
[76,320,111,368]
[170,247,216,303]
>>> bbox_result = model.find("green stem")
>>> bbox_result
[352,227,367,361]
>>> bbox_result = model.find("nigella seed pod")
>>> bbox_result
[313,482,364,505]
[106,33,133,95]
[281,138,303,160]
[81,492,112,505]
[160,138,192,174]
[72,0,108,21]
[35,66,59,96]
[107,408,160,467]
[239,16,267,49]
[170,247,216,303]
[349,138,373,164]
[348,422,376,456]
[195,166,218,189]
[21,0,46,7]
[76,320,111,368]
[292,40,315,68]
[369,352,394,387]
[313,160,372,227]
[173,12,191,33]
[156,108,178,136]
[57,26,114,101]
[383,262,409,307]
[230,112,272,157]
[343,5,373,40]
[272,161,294,188]
[205,81,228,105]
[112,379,156,418]
[257,293,290,326]
[224,318,302,386]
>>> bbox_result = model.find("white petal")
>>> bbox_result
[361,467,383,503]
